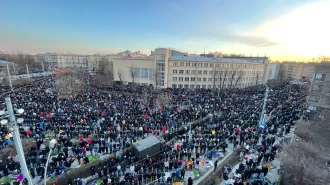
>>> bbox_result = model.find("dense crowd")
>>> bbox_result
[0,74,304,185]
[222,84,304,185]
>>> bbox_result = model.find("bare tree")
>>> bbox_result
[98,56,111,71]
[91,62,114,90]
[53,71,86,99]
[318,55,330,62]
[255,71,262,85]
[220,70,227,95]
[154,92,172,111]
[4,51,39,74]
[129,67,137,91]
[228,70,236,90]
[233,70,243,89]
[281,141,329,185]
[117,69,126,92]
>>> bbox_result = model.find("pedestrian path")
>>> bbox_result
[192,143,234,185]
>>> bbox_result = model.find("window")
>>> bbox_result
[208,78,212,81]
[315,74,326,80]
[209,71,213,75]
[179,77,183,81]
[185,77,189,81]
[204,63,208,67]
[190,85,195,88]
[192,70,196,74]
[192,63,197,67]
[172,77,177,81]
[215,64,219,67]
[197,78,201,81]
[210,63,214,67]
[202,85,206,88]
[173,62,178,66]
[172,84,177,88]
[186,62,190,67]
[186,70,190,74]
[178,84,183,88]
[191,77,195,81]
[184,84,189,88]
[173,70,177,74]
[208,85,212,88]
[134,68,141,78]
[180,62,184,67]
[198,63,202,67]
[196,85,201,88]
[141,68,148,78]
[203,78,207,81]
[198,70,202,74]
[179,70,184,74]
[203,70,208,74]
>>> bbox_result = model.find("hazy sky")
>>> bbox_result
[1,0,329,61]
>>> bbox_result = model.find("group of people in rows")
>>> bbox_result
[0,73,305,185]
[222,84,304,185]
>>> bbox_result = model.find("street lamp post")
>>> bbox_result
[44,139,57,185]
[1,97,33,185]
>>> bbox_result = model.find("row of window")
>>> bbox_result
[173,70,261,75]
[129,68,153,79]
[172,77,259,82]
[172,62,264,69]
[172,83,253,88]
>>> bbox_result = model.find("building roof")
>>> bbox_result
[0,60,14,66]
[314,65,330,74]
[132,136,165,152]
[169,56,264,64]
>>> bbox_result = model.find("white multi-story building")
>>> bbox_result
[112,48,270,88]
[43,53,88,69]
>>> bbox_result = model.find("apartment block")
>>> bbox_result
[308,64,330,110]
[112,48,270,88]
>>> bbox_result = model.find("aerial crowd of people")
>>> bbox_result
[0,74,305,185]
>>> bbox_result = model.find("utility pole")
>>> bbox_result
[5,97,33,185]
[26,64,30,78]
[259,85,269,129]
[7,64,13,91]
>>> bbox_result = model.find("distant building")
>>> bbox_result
[43,53,88,69]
[268,64,280,80]
[279,62,305,80]
[308,64,330,110]
[112,48,270,88]
[87,54,120,72]
[301,63,315,80]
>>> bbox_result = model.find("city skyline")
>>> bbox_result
[1,0,329,61]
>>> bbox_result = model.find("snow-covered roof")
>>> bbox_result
[169,56,262,64]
